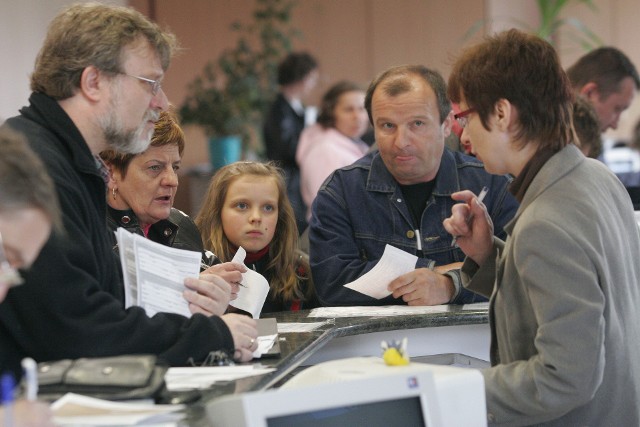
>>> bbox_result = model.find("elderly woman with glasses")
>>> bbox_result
[100,110,245,315]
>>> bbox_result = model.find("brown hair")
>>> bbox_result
[277,52,318,86]
[567,47,640,99]
[195,162,311,302]
[365,64,451,126]
[100,109,185,178]
[448,29,574,151]
[31,2,177,99]
[317,81,363,128]
[0,127,62,233]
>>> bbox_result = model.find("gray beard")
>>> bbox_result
[100,108,159,155]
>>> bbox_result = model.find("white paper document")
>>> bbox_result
[277,322,329,333]
[227,246,270,318]
[253,334,277,358]
[344,244,418,299]
[308,305,450,318]
[462,302,490,311]
[116,228,201,317]
[165,365,275,390]
[51,393,184,426]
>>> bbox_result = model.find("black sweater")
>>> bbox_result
[0,93,233,378]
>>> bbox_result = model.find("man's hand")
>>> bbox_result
[183,274,232,317]
[388,268,455,305]
[221,313,258,362]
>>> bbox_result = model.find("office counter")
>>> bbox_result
[185,305,489,425]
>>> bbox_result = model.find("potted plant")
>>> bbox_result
[180,0,300,170]
[463,0,601,50]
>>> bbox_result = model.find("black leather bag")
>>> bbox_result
[37,355,168,401]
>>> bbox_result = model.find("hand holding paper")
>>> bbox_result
[227,247,270,318]
[344,244,417,299]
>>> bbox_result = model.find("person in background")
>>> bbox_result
[263,52,319,234]
[614,118,640,188]
[567,47,640,176]
[309,65,518,307]
[0,3,257,379]
[101,109,245,303]
[196,162,318,315]
[444,29,640,425]
[0,128,60,426]
[296,81,370,220]
[572,96,602,159]
[567,46,639,133]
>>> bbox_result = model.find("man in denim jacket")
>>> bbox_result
[309,65,518,306]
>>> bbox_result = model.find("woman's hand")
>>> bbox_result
[201,262,246,300]
[443,190,494,266]
[221,313,258,362]
[183,274,232,317]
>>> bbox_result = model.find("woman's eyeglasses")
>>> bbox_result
[0,232,23,288]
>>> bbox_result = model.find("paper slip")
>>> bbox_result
[277,322,329,333]
[116,228,201,317]
[51,392,184,426]
[308,305,449,318]
[228,246,270,318]
[253,334,277,358]
[462,302,490,311]
[165,365,275,391]
[344,244,418,299]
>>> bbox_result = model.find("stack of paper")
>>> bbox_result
[52,393,184,426]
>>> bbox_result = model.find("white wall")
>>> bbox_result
[0,0,125,122]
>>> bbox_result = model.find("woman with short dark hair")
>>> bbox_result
[444,29,640,425]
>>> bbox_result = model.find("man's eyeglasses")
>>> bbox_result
[0,232,23,288]
[454,107,476,128]
[118,73,162,96]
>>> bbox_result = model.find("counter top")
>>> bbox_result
[185,304,488,425]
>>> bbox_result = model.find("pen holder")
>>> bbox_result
[381,338,410,366]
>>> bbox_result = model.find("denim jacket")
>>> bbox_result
[309,149,519,306]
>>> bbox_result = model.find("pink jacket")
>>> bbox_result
[296,124,369,220]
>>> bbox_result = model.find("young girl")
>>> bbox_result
[196,161,318,314]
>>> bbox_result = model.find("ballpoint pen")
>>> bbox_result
[451,186,489,247]
[21,358,38,402]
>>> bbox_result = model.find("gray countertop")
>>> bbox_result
[184,305,488,425]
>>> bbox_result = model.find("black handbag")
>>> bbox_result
[37,355,168,402]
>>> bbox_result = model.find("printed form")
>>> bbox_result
[116,228,201,317]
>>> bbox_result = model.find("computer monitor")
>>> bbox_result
[206,357,486,427]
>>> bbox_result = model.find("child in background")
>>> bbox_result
[196,162,318,315]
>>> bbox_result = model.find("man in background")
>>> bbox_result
[567,47,640,177]
[263,52,319,234]
[567,47,639,133]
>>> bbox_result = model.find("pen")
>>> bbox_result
[415,229,422,251]
[2,373,15,427]
[451,186,489,247]
[21,358,37,401]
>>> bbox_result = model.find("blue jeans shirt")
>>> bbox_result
[309,149,519,305]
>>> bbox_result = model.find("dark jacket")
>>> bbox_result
[263,93,308,233]
[309,149,519,306]
[0,93,233,378]
[106,206,210,267]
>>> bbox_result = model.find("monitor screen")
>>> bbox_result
[267,396,425,427]
[207,357,486,427]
